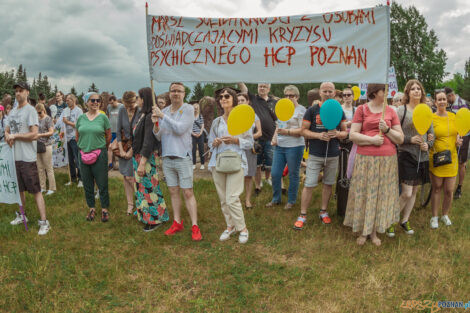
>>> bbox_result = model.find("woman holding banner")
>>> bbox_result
[391,80,434,237]
[36,103,56,196]
[0,105,5,142]
[116,91,138,215]
[134,88,169,232]
[344,84,404,246]
[429,90,462,229]
[208,87,252,244]
[268,85,306,210]
[76,92,111,222]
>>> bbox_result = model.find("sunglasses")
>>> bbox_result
[218,94,231,100]
[284,94,297,98]
[89,98,101,103]
[343,93,352,97]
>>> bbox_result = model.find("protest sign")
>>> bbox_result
[359,66,398,99]
[0,142,21,205]
[146,6,390,84]
[52,127,68,168]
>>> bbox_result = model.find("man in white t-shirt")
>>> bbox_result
[5,82,50,235]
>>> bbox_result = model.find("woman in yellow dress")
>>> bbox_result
[429,90,463,229]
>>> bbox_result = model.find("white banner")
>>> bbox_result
[52,127,68,168]
[359,66,399,100]
[0,142,21,205]
[146,6,390,84]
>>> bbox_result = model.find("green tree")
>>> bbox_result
[391,3,447,92]
[190,82,205,102]
[88,83,99,93]
[461,58,470,100]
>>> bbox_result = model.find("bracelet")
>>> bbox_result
[384,127,391,134]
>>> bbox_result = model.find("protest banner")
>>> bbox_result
[146,6,390,84]
[52,127,68,168]
[359,66,398,100]
[0,142,27,230]
[0,142,21,205]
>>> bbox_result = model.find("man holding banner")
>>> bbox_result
[4,82,50,235]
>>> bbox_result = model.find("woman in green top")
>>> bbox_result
[76,92,112,222]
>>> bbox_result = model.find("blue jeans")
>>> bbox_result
[67,139,81,181]
[271,145,304,204]
[256,139,274,168]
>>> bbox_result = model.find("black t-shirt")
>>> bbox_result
[303,104,346,158]
[248,92,277,141]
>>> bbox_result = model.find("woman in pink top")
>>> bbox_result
[344,84,404,246]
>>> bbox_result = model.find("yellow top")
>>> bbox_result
[429,112,458,177]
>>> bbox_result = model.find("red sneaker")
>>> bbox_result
[164,220,184,235]
[319,211,331,224]
[191,225,202,241]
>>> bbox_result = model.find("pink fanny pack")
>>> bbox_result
[80,149,101,165]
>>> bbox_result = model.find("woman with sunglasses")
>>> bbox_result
[36,103,56,195]
[76,92,112,222]
[429,90,462,229]
[267,85,306,210]
[208,87,253,244]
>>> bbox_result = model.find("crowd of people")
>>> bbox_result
[0,80,468,246]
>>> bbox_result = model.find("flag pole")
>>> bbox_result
[146,2,158,108]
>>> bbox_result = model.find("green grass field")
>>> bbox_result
[1,173,469,313]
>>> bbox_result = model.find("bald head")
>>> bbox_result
[320,82,335,102]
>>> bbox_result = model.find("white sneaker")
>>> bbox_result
[95,190,100,199]
[266,178,272,186]
[38,220,50,235]
[192,165,196,170]
[77,181,83,188]
[430,216,439,229]
[219,228,236,241]
[41,189,46,193]
[239,231,249,244]
[46,190,55,196]
[441,215,452,226]
[10,211,28,225]
[200,165,205,170]
[65,181,72,186]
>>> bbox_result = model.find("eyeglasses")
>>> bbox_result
[89,98,101,103]
[218,94,231,100]
[284,94,297,99]
[343,93,352,97]
[170,89,184,94]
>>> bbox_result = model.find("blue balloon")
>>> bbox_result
[320,99,343,130]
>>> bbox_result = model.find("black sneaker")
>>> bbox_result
[143,223,163,232]
[454,188,462,200]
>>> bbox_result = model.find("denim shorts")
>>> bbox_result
[256,140,274,168]
[162,156,194,189]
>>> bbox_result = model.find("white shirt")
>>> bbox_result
[208,116,254,176]
[154,103,194,158]
[56,106,83,142]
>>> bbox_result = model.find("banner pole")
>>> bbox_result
[146,2,158,108]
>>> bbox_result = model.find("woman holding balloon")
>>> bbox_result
[428,90,463,229]
[208,87,253,244]
[390,80,434,237]
[344,84,404,246]
[267,85,306,210]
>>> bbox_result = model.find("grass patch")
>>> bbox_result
[1,173,469,312]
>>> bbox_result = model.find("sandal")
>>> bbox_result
[101,210,109,223]
[356,236,367,246]
[86,209,96,221]
[127,207,133,216]
[370,236,381,247]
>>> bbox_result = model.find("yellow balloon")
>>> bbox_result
[352,86,361,101]
[275,98,295,121]
[412,103,433,135]
[455,108,470,136]
[227,104,255,136]
[303,148,309,160]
